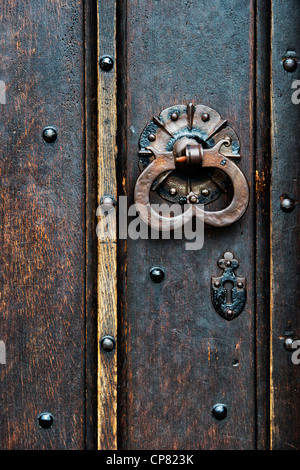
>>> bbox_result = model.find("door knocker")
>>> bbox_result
[134,103,249,230]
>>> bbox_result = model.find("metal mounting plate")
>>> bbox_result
[138,104,241,204]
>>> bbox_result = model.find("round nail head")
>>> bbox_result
[283,57,297,72]
[100,195,116,212]
[284,338,294,351]
[101,336,116,352]
[201,113,210,122]
[171,112,179,121]
[148,133,156,142]
[280,197,295,212]
[212,404,227,421]
[201,188,210,197]
[38,413,54,429]
[225,309,234,319]
[214,280,221,288]
[169,187,177,196]
[42,127,57,143]
[189,195,198,204]
[237,281,243,288]
[99,55,114,71]
[150,267,165,283]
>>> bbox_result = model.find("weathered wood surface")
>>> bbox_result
[255,0,271,450]
[118,0,256,450]
[85,0,99,450]
[270,0,300,450]
[97,0,118,450]
[0,1,86,449]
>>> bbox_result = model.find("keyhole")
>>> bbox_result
[224,281,234,305]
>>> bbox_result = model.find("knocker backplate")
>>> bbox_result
[138,104,241,205]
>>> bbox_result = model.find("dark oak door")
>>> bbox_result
[0,0,299,450]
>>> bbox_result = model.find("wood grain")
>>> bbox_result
[118,0,256,450]
[270,0,300,450]
[255,0,271,449]
[0,0,86,449]
[97,0,118,450]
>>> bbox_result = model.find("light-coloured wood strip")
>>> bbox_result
[97,0,118,450]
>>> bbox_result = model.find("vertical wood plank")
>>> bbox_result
[255,0,271,450]
[118,0,256,450]
[0,0,86,449]
[97,0,118,450]
[85,0,98,449]
[270,0,300,450]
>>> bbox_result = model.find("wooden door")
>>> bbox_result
[0,0,299,450]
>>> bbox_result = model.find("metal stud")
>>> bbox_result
[225,309,234,319]
[42,127,57,143]
[169,187,177,196]
[212,404,227,421]
[214,280,221,288]
[284,337,294,351]
[150,267,165,283]
[225,260,232,267]
[188,194,198,204]
[171,112,179,121]
[283,57,297,72]
[100,335,116,352]
[99,55,114,72]
[148,133,156,142]
[38,413,54,429]
[201,113,210,122]
[201,188,210,197]
[237,281,244,288]
[100,195,116,212]
[280,197,295,213]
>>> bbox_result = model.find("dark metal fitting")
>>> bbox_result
[201,113,210,122]
[212,404,227,421]
[149,267,165,283]
[100,335,116,352]
[283,57,297,72]
[38,413,54,429]
[201,188,210,197]
[225,309,234,319]
[280,196,295,213]
[42,126,57,143]
[100,195,116,212]
[99,55,114,71]
[148,133,156,142]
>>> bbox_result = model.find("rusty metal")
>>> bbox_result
[138,104,241,206]
[211,252,246,321]
[134,138,249,229]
